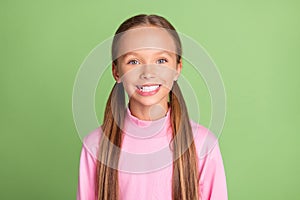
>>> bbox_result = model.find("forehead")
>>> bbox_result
[115,26,177,59]
[122,49,176,59]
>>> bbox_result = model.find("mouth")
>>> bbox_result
[136,84,162,96]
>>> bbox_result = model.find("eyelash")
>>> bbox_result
[127,58,168,65]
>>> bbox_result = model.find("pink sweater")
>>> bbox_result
[77,107,228,200]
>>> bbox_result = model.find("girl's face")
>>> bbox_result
[112,26,182,109]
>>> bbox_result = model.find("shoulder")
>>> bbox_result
[81,126,103,160]
[189,120,219,159]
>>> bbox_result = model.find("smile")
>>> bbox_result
[136,84,161,96]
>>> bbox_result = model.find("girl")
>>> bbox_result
[77,14,228,200]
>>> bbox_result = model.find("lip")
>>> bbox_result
[137,83,162,88]
[136,84,162,96]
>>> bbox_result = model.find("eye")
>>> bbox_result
[156,58,168,64]
[127,59,140,65]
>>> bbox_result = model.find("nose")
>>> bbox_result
[139,64,156,79]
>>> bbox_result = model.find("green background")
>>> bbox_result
[1,0,299,199]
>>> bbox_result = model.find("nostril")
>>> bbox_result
[140,73,154,79]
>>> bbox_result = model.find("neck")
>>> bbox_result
[128,101,169,121]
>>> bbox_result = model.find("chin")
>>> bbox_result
[134,99,161,107]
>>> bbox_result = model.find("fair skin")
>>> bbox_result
[112,26,182,121]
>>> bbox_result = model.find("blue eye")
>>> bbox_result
[127,60,140,65]
[157,58,168,64]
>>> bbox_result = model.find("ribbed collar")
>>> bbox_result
[123,106,171,139]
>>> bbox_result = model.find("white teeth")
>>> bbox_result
[139,85,160,92]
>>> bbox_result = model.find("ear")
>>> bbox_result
[112,62,121,83]
[174,59,182,81]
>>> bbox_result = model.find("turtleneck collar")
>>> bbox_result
[123,105,171,139]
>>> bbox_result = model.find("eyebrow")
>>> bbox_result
[121,50,175,59]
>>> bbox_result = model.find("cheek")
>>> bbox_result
[159,86,172,95]
[158,75,175,92]
[158,69,176,87]
[119,66,140,80]
[121,76,138,97]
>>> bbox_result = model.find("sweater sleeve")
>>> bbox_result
[199,140,228,200]
[76,144,97,200]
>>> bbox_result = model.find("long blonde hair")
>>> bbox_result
[96,14,200,200]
